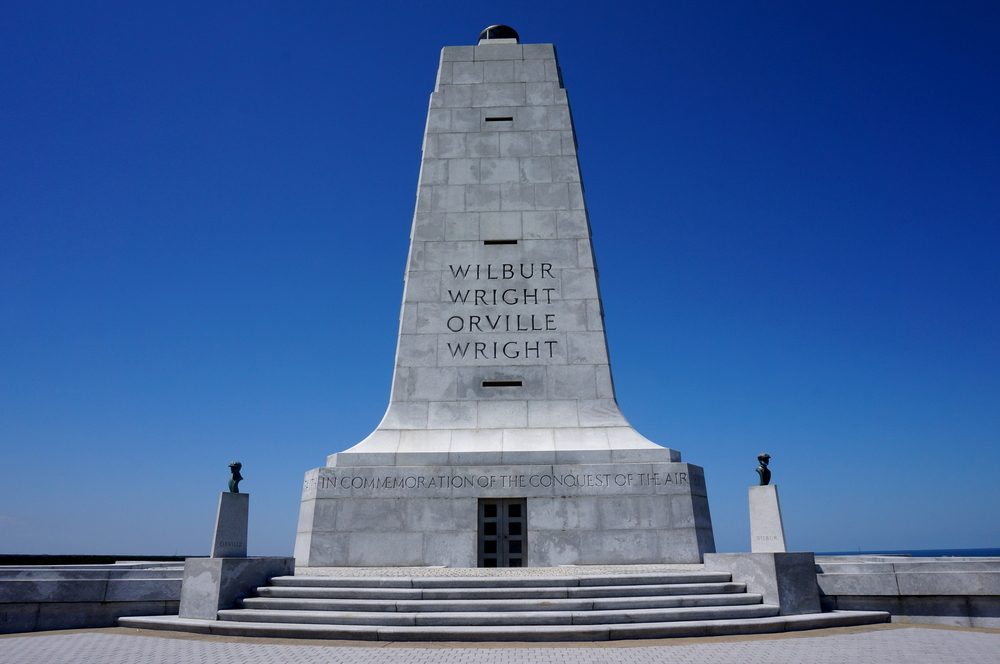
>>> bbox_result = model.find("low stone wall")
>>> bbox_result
[816,555,1000,628]
[0,562,182,633]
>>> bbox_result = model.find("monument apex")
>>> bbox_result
[295,29,716,567]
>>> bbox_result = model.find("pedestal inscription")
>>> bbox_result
[211,492,248,558]
[749,484,787,553]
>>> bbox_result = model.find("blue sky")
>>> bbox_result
[2,1,998,556]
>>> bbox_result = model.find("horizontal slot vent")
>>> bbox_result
[482,380,522,388]
[483,239,518,245]
[484,116,514,122]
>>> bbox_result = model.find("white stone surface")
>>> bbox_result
[296,460,713,567]
[297,35,716,566]
[211,492,248,558]
[749,485,787,553]
[349,37,650,443]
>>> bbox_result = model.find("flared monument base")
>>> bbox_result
[295,455,715,567]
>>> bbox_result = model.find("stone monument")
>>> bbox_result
[749,453,787,553]
[179,464,294,620]
[211,462,249,557]
[295,26,716,567]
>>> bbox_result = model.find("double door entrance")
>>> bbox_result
[477,498,526,567]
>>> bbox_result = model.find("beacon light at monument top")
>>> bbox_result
[295,26,716,567]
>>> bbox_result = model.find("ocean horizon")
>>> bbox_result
[817,547,1000,557]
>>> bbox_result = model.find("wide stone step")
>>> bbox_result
[240,592,760,613]
[270,572,734,589]
[255,581,747,601]
[118,610,891,641]
[218,601,776,626]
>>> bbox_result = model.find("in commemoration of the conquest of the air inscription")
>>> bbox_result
[313,469,691,493]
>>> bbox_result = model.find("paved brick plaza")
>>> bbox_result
[2,625,999,664]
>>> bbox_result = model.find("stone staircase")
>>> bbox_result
[119,570,888,640]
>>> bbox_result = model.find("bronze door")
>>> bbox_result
[478,498,527,567]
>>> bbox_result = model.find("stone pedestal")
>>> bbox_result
[177,557,294,620]
[705,552,820,615]
[211,492,248,557]
[296,457,714,567]
[749,485,786,553]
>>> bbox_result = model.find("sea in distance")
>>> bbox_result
[818,547,1000,557]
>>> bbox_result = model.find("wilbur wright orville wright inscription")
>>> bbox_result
[295,26,716,567]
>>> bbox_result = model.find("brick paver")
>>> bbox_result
[2,625,999,664]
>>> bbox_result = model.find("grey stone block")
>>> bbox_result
[527,399,578,427]
[499,131,533,157]
[465,133,500,157]
[442,212,479,240]
[531,129,563,155]
[447,158,480,184]
[522,43,556,60]
[395,333,436,366]
[817,572,901,596]
[500,183,534,210]
[427,132,466,158]
[462,183,501,210]
[347,533,425,566]
[577,399,626,427]
[514,59,546,82]
[452,60,484,84]
[211,491,249,558]
[480,157,520,184]
[970,597,1000,628]
[428,400,477,428]
[423,531,477,567]
[534,183,570,210]
[561,130,578,155]
[419,158,448,184]
[546,106,572,130]
[0,603,39,634]
[749,485,787,553]
[529,530,582,565]
[577,529,662,564]
[704,552,821,615]
[516,106,547,130]
[529,496,601,530]
[178,557,294,620]
[484,60,515,82]
[472,83,525,107]
[441,46,474,62]
[522,210,557,239]
[474,44,523,61]
[895,571,1000,595]
[578,239,595,268]
[435,61,452,87]
[544,59,561,83]
[451,108,480,131]
[525,81,556,105]
[440,84,473,107]
[104,578,181,602]
[0,579,107,603]
[519,156,553,183]
[426,109,451,133]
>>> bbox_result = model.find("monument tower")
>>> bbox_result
[296,26,715,567]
